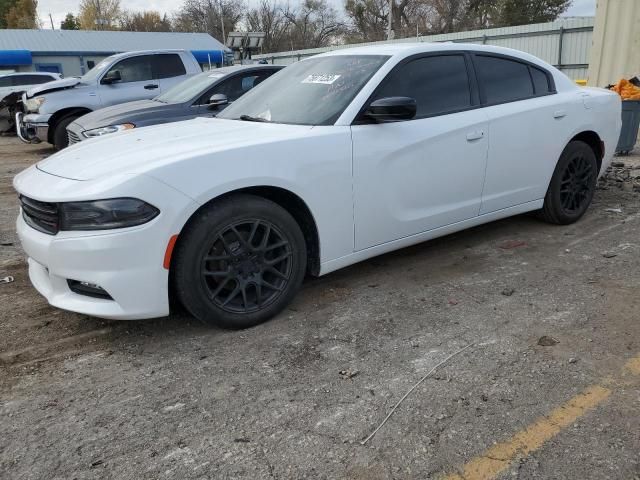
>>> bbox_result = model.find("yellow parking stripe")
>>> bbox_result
[443,354,640,480]
[442,385,611,480]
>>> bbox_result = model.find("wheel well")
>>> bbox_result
[178,187,321,276]
[571,131,604,174]
[47,107,91,143]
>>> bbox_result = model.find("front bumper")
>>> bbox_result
[13,167,199,320]
[17,213,171,320]
[16,112,50,144]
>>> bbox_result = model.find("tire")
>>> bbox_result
[173,194,307,329]
[52,114,80,150]
[539,140,598,225]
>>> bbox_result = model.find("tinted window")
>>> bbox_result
[475,55,534,104]
[0,77,12,87]
[530,66,551,94]
[13,75,54,86]
[105,55,153,83]
[153,54,186,79]
[374,55,472,118]
[210,72,275,102]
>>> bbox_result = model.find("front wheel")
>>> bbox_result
[52,114,80,150]
[173,194,307,329]
[539,140,598,225]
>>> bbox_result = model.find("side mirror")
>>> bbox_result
[208,93,228,109]
[364,97,417,122]
[102,70,121,84]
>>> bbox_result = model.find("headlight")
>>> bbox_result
[59,198,159,231]
[24,96,45,112]
[83,123,135,138]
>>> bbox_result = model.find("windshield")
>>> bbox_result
[80,58,112,83]
[156,71,226,103]
[218,55,389,126]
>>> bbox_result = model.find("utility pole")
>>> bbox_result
[49,13,54,29]
[218,0,226,43]
[387,0,394,41]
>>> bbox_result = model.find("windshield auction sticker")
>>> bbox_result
[302,74,341,85]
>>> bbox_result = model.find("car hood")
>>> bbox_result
[37,117,315,181]
[26,77,82,97]
[72,99,177,130]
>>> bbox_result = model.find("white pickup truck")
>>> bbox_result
[17,49,202,149]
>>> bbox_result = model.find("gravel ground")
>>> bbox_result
[0,136,639,480]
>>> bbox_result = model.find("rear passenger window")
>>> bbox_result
[475,55,534,104]
[15,75,53,85]
[153,54,187,79]
[530,66,551,95]
[374,55,472,118]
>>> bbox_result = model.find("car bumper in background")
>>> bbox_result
[16,112,50,144]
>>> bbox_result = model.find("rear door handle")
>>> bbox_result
[553,110,567,119]
[466,130,484,141]
[144,84,159,90]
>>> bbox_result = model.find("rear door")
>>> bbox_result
[473,54,573,214]
[99,55,158,106]
[153,54,188,92]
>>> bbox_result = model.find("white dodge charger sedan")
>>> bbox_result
[14,43,621,328]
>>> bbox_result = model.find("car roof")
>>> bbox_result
[0,71,58,77]
[317,42,549,66]
[109,49,188,59]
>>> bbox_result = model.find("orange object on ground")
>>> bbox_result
[610,79,640,100]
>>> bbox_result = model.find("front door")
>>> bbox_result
[99,54,159,106]
[351,53,489,250]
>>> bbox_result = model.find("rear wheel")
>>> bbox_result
[52,114,80,150]
[540,141,598,225]
[173,194,307,329]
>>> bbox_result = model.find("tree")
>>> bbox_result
[0,0,17,28]
[4,0,39,28]
[344,0,389,42]
[173,0,245,43]
[60,12,80,30]
[282,0,345,50]
[496,0,571,27]
[78,0,121,30]
[245,0,290,53]
[120,10,172,31]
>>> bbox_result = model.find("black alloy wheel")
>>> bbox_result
[173,194,307,329]
[201,220,293,314]
[540,140,598,225]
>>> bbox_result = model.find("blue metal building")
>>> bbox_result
[0,29,232,77]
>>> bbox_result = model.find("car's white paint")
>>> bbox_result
[13,42,622,320]
[0,72,61,102]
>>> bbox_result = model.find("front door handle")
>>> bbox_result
[466,130,484,141]
[144,84,159,90]
[553,110,567,119]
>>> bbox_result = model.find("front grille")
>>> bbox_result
[67,129,82,145]
[19,195,59,234]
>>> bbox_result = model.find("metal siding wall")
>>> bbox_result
[255,18,594,80]
[588,0,640,87]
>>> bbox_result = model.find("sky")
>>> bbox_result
[37,0,597,31]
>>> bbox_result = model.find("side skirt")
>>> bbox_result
[319,199,544,276]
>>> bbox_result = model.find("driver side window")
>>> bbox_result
[374,54,473,119]
[202,72,270,104]
[104,56,153,83]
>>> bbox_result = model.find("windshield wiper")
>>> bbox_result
[238,114,271,123]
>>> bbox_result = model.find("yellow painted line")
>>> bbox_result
[442,385,611,480]
[443,354,640,480]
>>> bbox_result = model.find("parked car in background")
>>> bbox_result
[66,65,283,145]
[14,44,621,329]
[0,72,61,102]
[16,50,202,149]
